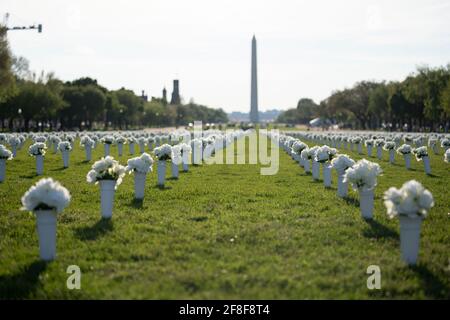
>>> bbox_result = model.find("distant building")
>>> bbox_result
[140,90,148,102]
[162,87,167,104]
[170,80,181,105]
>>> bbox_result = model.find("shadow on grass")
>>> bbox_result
[363,219,398,240]
[153,185,173,191]
[19,173,38,179]
[425,173,438,178]
[50,167,67,172]
[74,218,113,241]
[130,198,144,209]
[409,265,449,299]
[167,177,179,181]
[0,260,48,299]
[342,196,359,207]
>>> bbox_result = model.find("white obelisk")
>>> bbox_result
[250,35,259,123]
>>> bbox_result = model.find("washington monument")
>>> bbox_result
[250,35,259,123]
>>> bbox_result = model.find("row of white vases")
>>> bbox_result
[284,144,424,265]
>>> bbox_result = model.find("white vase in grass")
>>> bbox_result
[0,145,13,182]
[343,159,382,219]
[35,210,58,261]
[104,143,111,157]
[359,188,374,219]
[376,146,382,160]
[157,160,166,186]
[85,147,92,161]
[21,178,70,261]
[404,154,411,169]
[312,160,319,180]
[181,144,191,172]
[357,144,363,154]
[117,143,124,156]
[0,159,6,182]
[421,156,431,175]
[99,180,115,218]
[87,156,125,219]
[322,163,332,187]
[133,173,146,200]
[12,145,17,158]
[384,180,434,265]
[125,152,153,200]
[36,155,44,175]
[367,145,373,157]
[62,151,70,168]
[331,154,355,198]
[139,142,146,154]
[171,162,179,179]
[129,142,135,155]
[389,149,395,163]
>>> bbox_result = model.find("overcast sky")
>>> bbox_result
[3,0,450,112]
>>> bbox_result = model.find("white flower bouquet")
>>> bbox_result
[314,145,337,163]
[29,142,47,157]
[291,141,308,155]
[80,135,95,148]
[331,154,355,172]
[343,159,382,191]
[21,177,71,213]
[0,144,13,160]
[365,139,374,147]
[86,156,126,187]
[445,149,450,163]
[396,144,412,155]
[101,135,115,144]
[115,135,127,144]
[384,180,434,219]
[383,141,396,150]
[441,138,450,150]
[58,141,72,152]
[125,152,154,174]
[412,146,428,161]
[154,144,173,161]
[383,180,434,265]
[21,177,71,260]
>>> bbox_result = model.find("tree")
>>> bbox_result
[0,26,15,104]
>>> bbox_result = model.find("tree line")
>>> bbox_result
[277,65,450,132]
[0,26,227,132]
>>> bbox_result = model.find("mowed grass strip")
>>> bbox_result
[0,136,449,299]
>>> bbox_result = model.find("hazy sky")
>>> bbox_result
[3,0,450,112]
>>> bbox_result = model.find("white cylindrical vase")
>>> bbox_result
[35,210,57,261]
[36,155,44,175]
[62,151,69,168]
[0,159,5,182]
[404,154,411,169]
[337,171,348,198]
[367,145,373,157]
[303,159,310,173]
[323,163,332,187]
[99,180,116,219]
[118,143,123,156]
[104,144,111,157]
[376,146,382,160]
[85,147,92,161]
[157,161,166,186]
[134,171,146,200]
[129,143,135,155]
[312,160,319,180]
[172,162,179,179]
[359,188,374,219]
[139,143,145,154]
[399,215,422,265]
[389,150,395,163]
[422,156,431,175]
[12,145,17,158]
[357,144,363,154]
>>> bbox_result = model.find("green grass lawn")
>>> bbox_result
[0,136,449,299]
